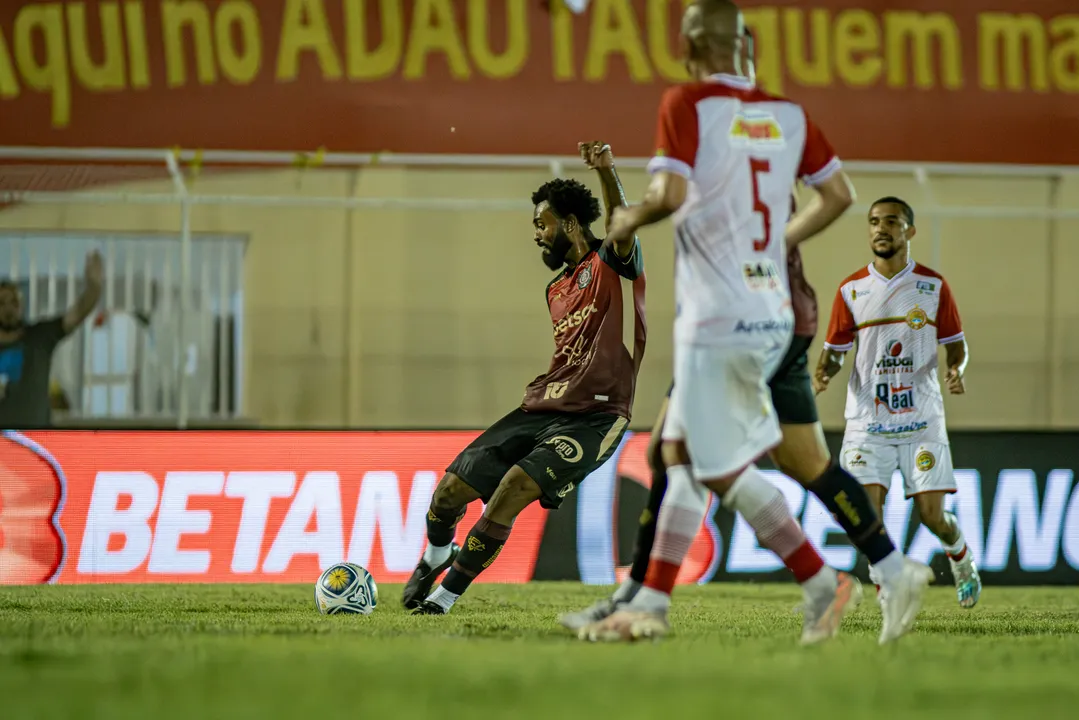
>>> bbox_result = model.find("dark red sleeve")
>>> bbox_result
[823,286,856,350]
[648,87,699,177]
[937,279,964,343]
[798,113,840,186]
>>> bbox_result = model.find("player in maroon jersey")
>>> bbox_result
[405,142,646,615]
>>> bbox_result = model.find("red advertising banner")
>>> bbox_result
[0,1,1075,165]
[0,431,548,585]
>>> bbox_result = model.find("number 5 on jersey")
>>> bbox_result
[749,158,771,252]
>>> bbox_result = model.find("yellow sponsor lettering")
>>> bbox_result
[468,0,528,79]
[13,3,70,127]
[67,2,126,92]
[884,11,962,89]
[742,7,780,93]
[215,0,262,85]
[549,0,574,80]
[123,1,151,89]
[162,0,216,87]
[584,0,652,83]
[553,302,598,336]
[784,9,831,87]
[648,0,689,83]
[1049,17,1079,92]
[403,0,470,80]
[979,13,1048,92]
[345,0,402,81]
[0,20,19,100]
[834,9,882,87]
[277,0,342,82]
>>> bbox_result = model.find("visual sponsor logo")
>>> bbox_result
[916,281,936,293]
[876,340,914,374]
[845,450,868,468]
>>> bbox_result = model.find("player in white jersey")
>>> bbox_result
[578,0,934,645]
[816,196,982,609]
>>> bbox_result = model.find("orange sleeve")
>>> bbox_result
[823,285,856,350]
[937,279,964,343]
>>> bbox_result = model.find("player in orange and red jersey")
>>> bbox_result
[405,142,647,615]
[817,196,981,610]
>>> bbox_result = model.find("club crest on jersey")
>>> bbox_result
[743,259,782,292]
[915,450,936,471]
[577,264,592,290]
[729,110,785,148]
[906,306,929,330]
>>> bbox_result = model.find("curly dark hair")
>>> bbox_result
[531,178,602,228]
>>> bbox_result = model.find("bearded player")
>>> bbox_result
[815,196,982,609]
[572,0,934,645]
[405,142,646,615]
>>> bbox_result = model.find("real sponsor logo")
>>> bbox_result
[845,450,868,468]
[875,340,913,374]
[729,110,785,148]
[875,382,915,414]
[916,281,936,293]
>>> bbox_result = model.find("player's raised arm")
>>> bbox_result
[786,114,855,249]
[815,284,856,394]
[579,142,638,259]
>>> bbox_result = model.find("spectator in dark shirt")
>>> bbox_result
[0,251,104,429]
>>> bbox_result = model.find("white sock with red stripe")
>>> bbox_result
[634,464,710,613]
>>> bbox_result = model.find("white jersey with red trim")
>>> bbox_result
[647,73,842,347]
[824,261,965,444]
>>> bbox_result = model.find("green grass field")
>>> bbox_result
[2,583,1078,719]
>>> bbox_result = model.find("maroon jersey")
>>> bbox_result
[788,245,818,338]
[521,243,646,419]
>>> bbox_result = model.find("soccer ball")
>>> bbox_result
[314,562,379,615]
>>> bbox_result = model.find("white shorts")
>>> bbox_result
[839,440,956,498]
[662,343,785,479]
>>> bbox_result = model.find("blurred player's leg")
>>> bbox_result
[841,441,935,643]
[559,397,668,631]
[901,443,981,609]
[581,346,859,645]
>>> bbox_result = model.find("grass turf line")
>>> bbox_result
[1,583,1078,719]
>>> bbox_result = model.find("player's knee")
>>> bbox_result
[432,473,474,512]
[486,467,542,515]
[773,424,831,484]
[914,495,947,533]
[661,440,690,468]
